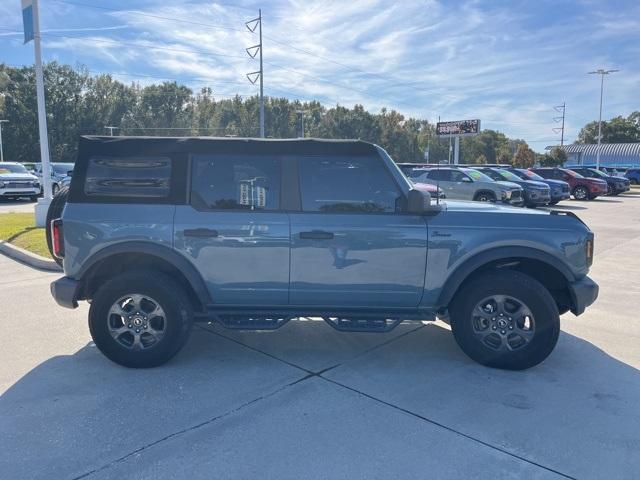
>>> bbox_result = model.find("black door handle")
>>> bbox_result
[299,230,334,240]
[184,228,219,238]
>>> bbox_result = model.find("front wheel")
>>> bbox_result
[474,192,496,202]
[89,271,194,368]
[449,270,560,370]
[572,185,589,200]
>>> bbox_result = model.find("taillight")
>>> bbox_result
[586,236,594,267]
[51,219,65,259]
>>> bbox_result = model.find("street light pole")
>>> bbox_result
[0,120,7,162]
[588,69,619,170]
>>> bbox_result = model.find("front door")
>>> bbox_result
[289,155,428,307]
[174,154,289,305]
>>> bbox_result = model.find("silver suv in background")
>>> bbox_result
[0,162,40,201]
[411,167,524,205]
[33,162,74,196]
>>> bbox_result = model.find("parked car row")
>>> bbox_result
[0,162,74,200]
[399,163,632,206]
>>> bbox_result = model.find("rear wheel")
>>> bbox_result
[572,185,589,200]
[449,270,560,370]
[89,271,193,368]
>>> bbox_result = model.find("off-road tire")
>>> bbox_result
[449,270,560,370]
[89,271,193,368]
[45,186,69,266]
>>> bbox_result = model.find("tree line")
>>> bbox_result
[1,62,635,167]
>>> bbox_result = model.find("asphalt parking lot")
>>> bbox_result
[1,194,639,479]
[0,197,37,214]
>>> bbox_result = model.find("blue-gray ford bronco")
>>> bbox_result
[50,136,598,370]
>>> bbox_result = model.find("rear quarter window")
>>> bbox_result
[84,156,171,198]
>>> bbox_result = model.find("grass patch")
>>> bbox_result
[0,213,50,258]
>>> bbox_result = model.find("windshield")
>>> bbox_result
[565,169,584,179]
[519,169,544,181]
[53,163,74,175]
[465,169,494,182]
[0,164,28,174]
[588,168,607,178]
[495,169,522,182]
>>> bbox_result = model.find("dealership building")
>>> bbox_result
[548,143,640,168]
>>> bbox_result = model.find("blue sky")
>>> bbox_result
[1,0,639,150]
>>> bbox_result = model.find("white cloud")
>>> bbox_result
[3,0,638,149]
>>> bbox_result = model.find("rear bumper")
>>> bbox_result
[568,276,598,316]
[50,276,79,309]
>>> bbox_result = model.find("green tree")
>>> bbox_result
[577,112,640,143]
[513,143,536,168]
[539,147,567,167]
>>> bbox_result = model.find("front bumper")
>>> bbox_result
[50,276,79,309]
[0,188,40,196]
[568,276,598,316]
[524,190,551,206]
[551,191,571,202]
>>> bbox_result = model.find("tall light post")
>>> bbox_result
[0,120,7,162]
[588,69,619,170]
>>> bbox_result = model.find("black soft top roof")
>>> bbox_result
[77,135,378,159]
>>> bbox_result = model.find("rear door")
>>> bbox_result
[174,154,290,305]
[427,169,461,198]
[288,154,428,307]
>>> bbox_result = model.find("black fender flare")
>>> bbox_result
[436,246,576,308]
[76,241,212,306]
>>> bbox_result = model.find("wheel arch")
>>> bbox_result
[437,246,576,312]
[76,242,211,312]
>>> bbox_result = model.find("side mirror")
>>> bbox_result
[407,188,431,214]
[461,177,472,183]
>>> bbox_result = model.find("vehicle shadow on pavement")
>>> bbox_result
[1,321,638,479]
[546,203,587,210]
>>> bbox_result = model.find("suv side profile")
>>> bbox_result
[567,167,630,196]
[531,167,607,200]
[411,167,524,205]
[51,136,598,371]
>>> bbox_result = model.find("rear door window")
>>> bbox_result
[190,155,281,211]
[426,169,452,181]
[299,155,401,213]
[84,156,171,198]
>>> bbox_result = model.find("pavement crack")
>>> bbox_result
[195,324,314,374]
[71,373,313,480]
[318,376,576,480]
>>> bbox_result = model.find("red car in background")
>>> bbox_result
[530,167,607,200]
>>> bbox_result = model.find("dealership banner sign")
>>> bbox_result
[436,119,481,137]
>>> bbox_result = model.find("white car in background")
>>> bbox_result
[0,162,41,201]
[33,162,74,196]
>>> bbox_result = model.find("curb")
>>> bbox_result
[0,240,62,272]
